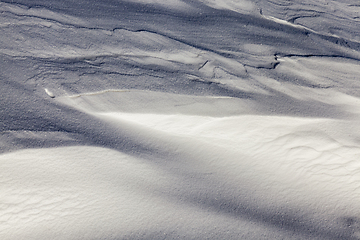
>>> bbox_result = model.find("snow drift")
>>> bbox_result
[1,0,360,239]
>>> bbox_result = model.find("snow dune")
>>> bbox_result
[1,0,360,239]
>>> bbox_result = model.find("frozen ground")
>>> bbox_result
[1,0,360,239]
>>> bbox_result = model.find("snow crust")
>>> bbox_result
[1,0,360,239]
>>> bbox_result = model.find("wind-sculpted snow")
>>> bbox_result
[1,0,360,239]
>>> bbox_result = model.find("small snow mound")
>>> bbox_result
[44,88,55,98]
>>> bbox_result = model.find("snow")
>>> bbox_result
[1,0,360,239]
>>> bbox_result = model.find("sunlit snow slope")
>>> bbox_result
[1,0,360,239]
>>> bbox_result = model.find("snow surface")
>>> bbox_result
[1,0,360,239]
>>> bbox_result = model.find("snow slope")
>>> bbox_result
[1,0,360,239]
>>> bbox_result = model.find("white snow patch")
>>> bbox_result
[200,0,256,14]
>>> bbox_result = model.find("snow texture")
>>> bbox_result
[1,0,360,239]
